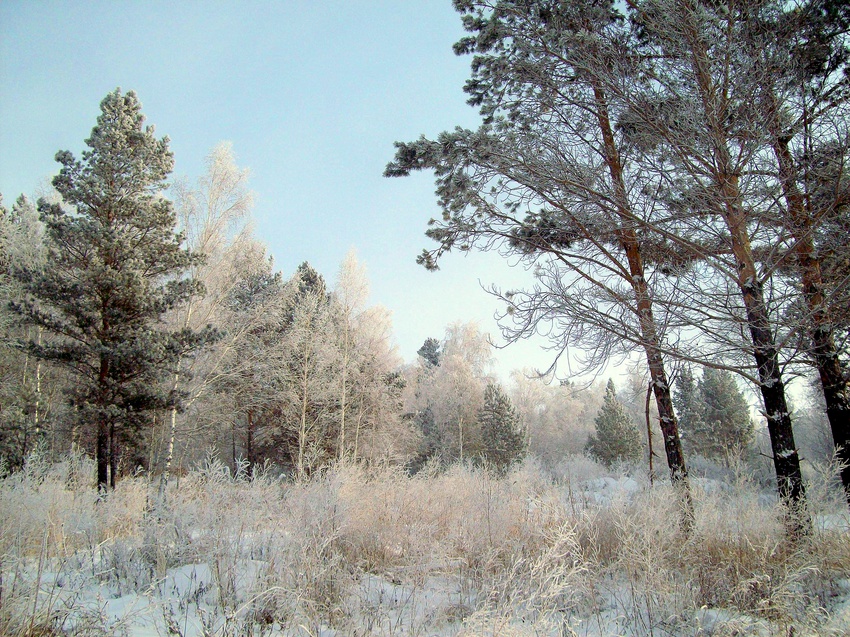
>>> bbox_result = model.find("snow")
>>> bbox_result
[4,461,850,636]
[580,475,641,505]
[693,608,771,636]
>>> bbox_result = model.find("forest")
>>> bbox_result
[2,0,850,635]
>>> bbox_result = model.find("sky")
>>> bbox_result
[0,0,572,380]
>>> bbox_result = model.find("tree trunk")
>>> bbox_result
[818,339,850,503]
[109,422,117,490]
[297,333,313,480]
[593,84,693,525]
[34,328,42,442]
[772,132,850,507]
[97,355,110,492]
[338,327,350,462]
[723,184,810,537]
[231,419,238,472]
[96,419,108,493]
[353,397,365,464]
[158,400,177,499]
[246,409,254,476]
[645,380,655,485]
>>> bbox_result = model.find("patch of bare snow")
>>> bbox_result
[581,476,641,505]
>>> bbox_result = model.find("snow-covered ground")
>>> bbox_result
[3,454,849,636]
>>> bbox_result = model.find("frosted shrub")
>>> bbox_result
[2,453,849,635]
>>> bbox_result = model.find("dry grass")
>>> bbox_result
[1,451,848,636]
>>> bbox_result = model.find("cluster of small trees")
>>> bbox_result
[0,89,534,486]
[387,0,850,532]
[583,369,757,471]
[405,325,526,474]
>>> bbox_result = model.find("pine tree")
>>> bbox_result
[408,407,438,474]
[385,0,691,514]
[674,366,705,454]
[586,379,642,468]
[417,337,441,368]
[477,382,526,474]
[694,368,754,465]
[12,89,213,490]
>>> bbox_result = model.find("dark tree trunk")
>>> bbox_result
[594,85,693,526]
[109,422,117,490]
[817,340,850,504]
[725,193,811,537]
[246,409,255,477]
[96,419,108,493]
[772,133,850,507]
[750,320,809,527]
[98,339,111,492]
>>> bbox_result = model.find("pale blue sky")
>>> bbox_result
[0,0,553,376]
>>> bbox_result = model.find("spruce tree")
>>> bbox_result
[674,366,705,454]
[477,382,526,474]
[694,368,755,465]
[417,337,441,368]
[12,89,212,490]
[586,379,642,468]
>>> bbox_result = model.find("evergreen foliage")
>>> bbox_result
[675,366,755,464]
[695,368,755,464]
[417,337,441,368]
[477,382,526,474]
[586,379,642,468]
[407,407,438,475]
[674,366,705,451]
[10,89,214,490]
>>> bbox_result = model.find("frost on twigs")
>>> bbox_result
[2,456,848,635]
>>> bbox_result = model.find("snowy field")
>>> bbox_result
[2,452,849,636]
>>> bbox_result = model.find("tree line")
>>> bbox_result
[0,89,770,492]
[2,0,847,547]
[0,90,534,488]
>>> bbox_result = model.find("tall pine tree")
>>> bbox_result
[12,89,212,490]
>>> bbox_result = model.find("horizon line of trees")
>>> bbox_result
[0,27,843,539]
[0,89,539,486]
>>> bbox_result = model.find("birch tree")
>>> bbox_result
[280,272,338,478]
[406,323,494,465]
[331,249,371,461]
[203,248,285,472]
[509,371,602,462]
[330,251,412,464]
[0,195,57,468]
[158,143,259,487]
